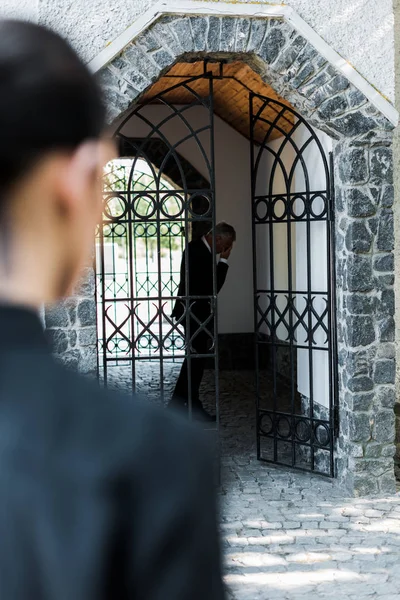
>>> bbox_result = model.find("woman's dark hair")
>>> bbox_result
[0,20,106,192]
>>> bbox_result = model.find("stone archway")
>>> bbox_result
[47,12,396,496]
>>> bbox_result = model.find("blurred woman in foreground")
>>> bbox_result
[0,20,224,600]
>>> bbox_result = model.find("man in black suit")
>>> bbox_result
[0,21,225,599]
[170,222,236,421]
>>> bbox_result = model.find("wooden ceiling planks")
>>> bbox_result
[140,61,295,143]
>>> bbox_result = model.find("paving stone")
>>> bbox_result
[98,366,400,598]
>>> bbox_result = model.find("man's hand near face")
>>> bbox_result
[220,244,233,260]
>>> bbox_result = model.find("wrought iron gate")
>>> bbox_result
[250,92,337,477]
[96,74,219,424]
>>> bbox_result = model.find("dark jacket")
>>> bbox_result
[172,238,229,322]
[0,306,225,600]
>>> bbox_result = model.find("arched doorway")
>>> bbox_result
[47,10,396,495]
[96,60,337,476]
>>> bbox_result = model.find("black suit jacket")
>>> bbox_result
[0,306,225,600]
[172,238,229,322]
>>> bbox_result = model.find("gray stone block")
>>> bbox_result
[350,413,371,442]
[349,456,393,476]
[376,386,396,408]
[373,254,394,272]
[331,111,377,137]
[78,327,97,347]
[346,255,373,292]
[376,209,394,251]
[273,34,307,74]
[364,443,382,458]
[338,149,368,184]
[326,74,350,94]
[368,216,378,234]
[290,62,315,89]
[381,184,394,207]
[344,347,375,377]
[45,304,69,329]
[102,86,136,119]
[347,376,374,392]
[377,470,396,495]
[351,392,374,412]
[334,186,345,212]
[380,289,394,315]
[336,231,345,252]
[235,18,251,52]
[246,19,268,52]
[378,316,395,342]
[190,16,209,52]
[77,347,97,375]
[347,89,368,109]
[69,330,77,348]
[353,473,379,496]
[318,95,348,120]
[123,44,160,80]
[376,273,394,288]
[137,29,161,52]
[77,299,96,327]
[370,147,393,184]
[381,444,396,457]
[120,66,151,94]
[259,27,287,64]
[374,360,395,385]
[345,221,372,253]
[345,294,376,315]
[65,299,77,326]
[346,316,375,347]
[220,17,237,52]
[151,19,182,56]
[151,49,174,70]
[373,409,395,442]
[298,67,331,98]
[346,188,376,217]
[169,17,194,53]
[207,16,221,52]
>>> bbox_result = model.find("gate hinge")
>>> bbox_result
[333,404,340,438]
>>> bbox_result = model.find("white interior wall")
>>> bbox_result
[257,124,332,407]
[295,124,332,408]
[256,138,296,342]
[119,104,254,334]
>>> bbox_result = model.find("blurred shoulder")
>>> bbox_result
[54,363,211,472]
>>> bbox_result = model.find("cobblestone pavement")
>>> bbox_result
[106,365,400,600]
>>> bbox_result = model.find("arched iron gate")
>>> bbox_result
[250,92,338,477]
[95,64,337,475]
[96,74,219,424]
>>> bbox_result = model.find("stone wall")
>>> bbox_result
[45,267,97,377]
[392,0,400,482]
[334,142,396,495]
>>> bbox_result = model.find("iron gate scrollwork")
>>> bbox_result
[250,92,337,477]
[96,74,219,422]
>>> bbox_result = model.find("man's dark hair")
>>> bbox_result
[0,20,106,194]
[214,221,236,242]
